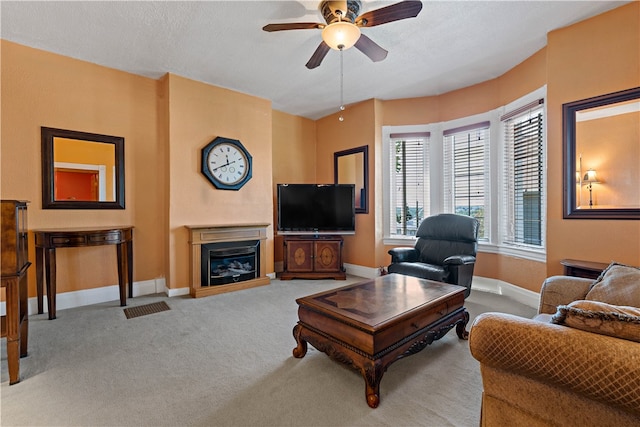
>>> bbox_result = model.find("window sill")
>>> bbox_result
[384,236,416,247]
[384,239,546,263]
[479,243,546,263]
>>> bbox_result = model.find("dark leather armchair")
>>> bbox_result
[387,213,479,298]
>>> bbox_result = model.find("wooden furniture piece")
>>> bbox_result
[33,226,133,319]
[560,259,609,280]
[186,224,270,298]
[1,200,31,385]
[281,235,346,280]
[293,273,469,408]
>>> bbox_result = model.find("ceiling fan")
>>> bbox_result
[263,0,423,69]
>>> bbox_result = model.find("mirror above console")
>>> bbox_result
[334,145,368,214]
[41,127,125,209]
[563,87,640,219]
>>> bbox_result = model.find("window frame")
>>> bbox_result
[498,87,547,260]
[443,120,491,242]
[382,87,546,261]
[382,125,433,245]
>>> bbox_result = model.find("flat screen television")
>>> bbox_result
[277,184,355,235]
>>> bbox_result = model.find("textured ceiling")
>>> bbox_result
[1,1,630,119]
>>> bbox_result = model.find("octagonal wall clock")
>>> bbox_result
[201,137,253,190]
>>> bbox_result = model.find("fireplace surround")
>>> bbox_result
[186,224,270,298]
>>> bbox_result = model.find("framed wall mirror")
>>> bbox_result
[41,127,125,209]
[334,145,368,214]
[563,87,640,219]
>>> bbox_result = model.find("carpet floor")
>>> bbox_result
[1,276,536,426]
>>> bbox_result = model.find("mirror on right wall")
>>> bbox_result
[563,87,640,219]
[334,145,368,214]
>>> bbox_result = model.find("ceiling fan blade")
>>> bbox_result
[356,1,423,27]
[305,42,331,69]
[262,22,323,32]
[354,34,388,62]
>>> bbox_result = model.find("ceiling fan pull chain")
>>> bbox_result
[339,46,345,122]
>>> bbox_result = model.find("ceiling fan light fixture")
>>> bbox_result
[322,22,361,50]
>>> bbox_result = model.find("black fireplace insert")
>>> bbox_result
[200,240,259,286]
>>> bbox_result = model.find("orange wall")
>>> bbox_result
[316,100,378,269]
[0,41,275,299]
[1,40,164,296]
[165,74,274,289]
[377,52,548,292]
[546,2,640,277]
[271,110,317,266]
[313,3,639,292]
[2,3,638,300]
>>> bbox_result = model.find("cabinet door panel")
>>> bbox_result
[314,241,341,272]
[286,240,314,272]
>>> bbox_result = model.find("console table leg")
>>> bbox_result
[126,240,133,299]
[116,243,126,306]
[292,324,308,358]
[44,248,56,320]
[36,246,44,314]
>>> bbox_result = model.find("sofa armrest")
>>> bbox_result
[443,254,476,265]
[388,247,418,263]
[538,275,594,314]
[469,312,640,417]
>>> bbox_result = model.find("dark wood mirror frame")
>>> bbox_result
[563,87,640,220]
[334,145,368,214]
[41,127,125,209]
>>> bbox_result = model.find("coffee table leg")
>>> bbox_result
[363,364,384,408]
[456,309,470,340]
[292,324,308,358]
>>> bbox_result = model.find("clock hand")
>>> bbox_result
[211,160,236,172]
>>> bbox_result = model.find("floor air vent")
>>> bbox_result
[124,301,170,319]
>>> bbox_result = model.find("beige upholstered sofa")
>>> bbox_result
[469,263,640,426]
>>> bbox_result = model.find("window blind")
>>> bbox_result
[389,135,429,237]
[443,122,490,240]
[502,102,544,247]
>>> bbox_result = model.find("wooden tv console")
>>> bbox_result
[280,235,346,280]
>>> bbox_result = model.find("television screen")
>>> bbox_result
[277,184,355,235]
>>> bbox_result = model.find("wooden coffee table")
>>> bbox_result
[293,273,469,408]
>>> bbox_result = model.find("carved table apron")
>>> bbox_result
[293,273,469,408]
[33,226,133,320]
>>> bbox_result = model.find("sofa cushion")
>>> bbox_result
[585,262,640,307]
[551,300,640,343]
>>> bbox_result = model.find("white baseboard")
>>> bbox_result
[471,276,540,309]
[0,278,169,316]
[346,264,540,309]
[1,270,539,316]
[344,263,378,279]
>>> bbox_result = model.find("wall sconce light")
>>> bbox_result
[583,169,599,207]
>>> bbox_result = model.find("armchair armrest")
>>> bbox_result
[443,254,476,265]
[469,312,640,417]
[388,247,418,263]
[538,275,594,314]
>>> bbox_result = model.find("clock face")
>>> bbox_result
[201,137,252,190]
[206,143,248,185]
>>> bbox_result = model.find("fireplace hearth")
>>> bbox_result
[186,224,270,298]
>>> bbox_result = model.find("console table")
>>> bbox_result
[33,226,133,319]
[560,259,609,280]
